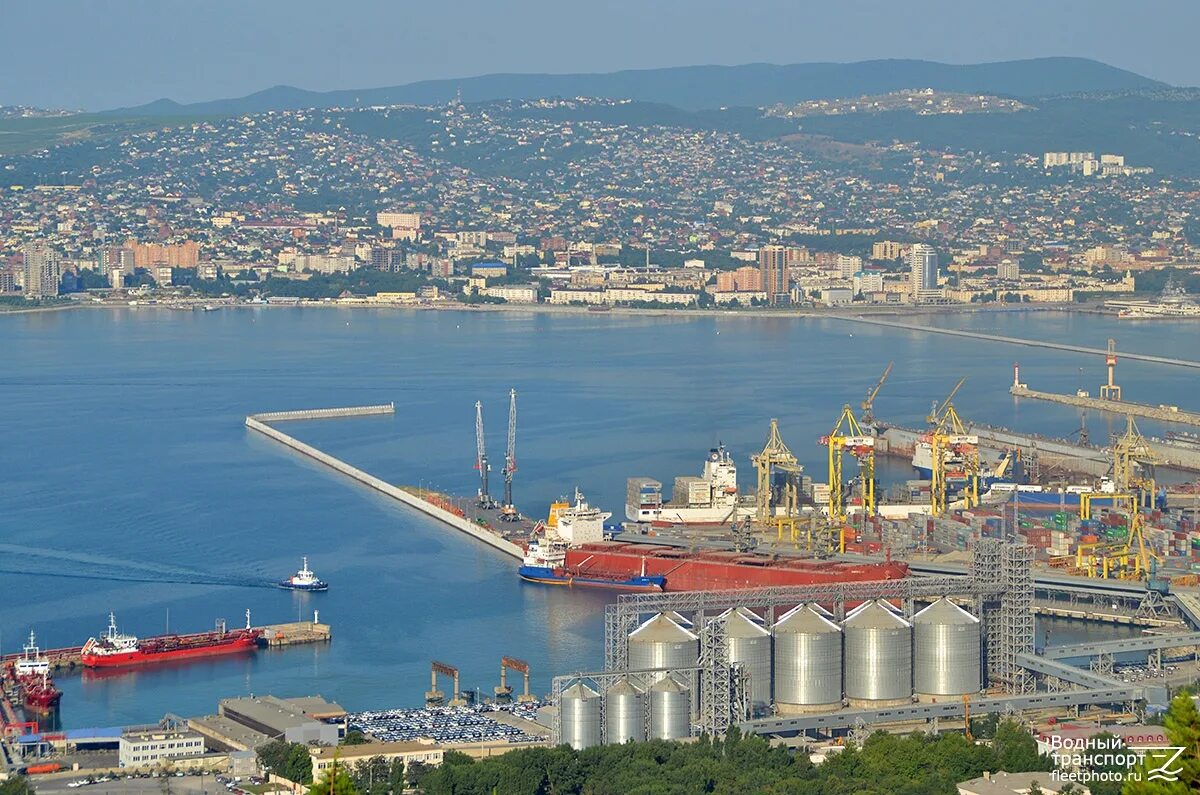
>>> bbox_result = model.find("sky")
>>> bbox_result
[2,0,1198,111]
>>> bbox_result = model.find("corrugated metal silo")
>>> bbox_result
[604,678,646,744]
[648,675,691,740]
[843,600,913,707]
[720,607,773,712]
[772,603,843,714]
[560,682,601,749]
[912,597,981,700]
[628,613,699,680]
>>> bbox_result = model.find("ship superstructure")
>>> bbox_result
[626,445,756,525]
[3,631,61,712]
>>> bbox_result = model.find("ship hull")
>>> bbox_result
[518,565,666,592]
[559,542,908,592]
[81,634,259,668]
[278,582,328,592]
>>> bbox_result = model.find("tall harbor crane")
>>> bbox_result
[500,389,519,521]
[751,419,802,533]
[824,405,876,523]
[927,379,980,516]
[474,401,495,508]
[860,361,893,427]
[1111,415,1158,507]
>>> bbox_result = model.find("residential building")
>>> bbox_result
[997,259,1020,281]
[758,245,788,304]
[376,211,421,230]
[124,240,199,269]
[715,265,762,292]
[292,253,355,274]
[908,244,939,300]
[836,254,863,278]
[21,242,61,299]
[480,284,538,303]
[119,729,206,768]
[872,241,905,261]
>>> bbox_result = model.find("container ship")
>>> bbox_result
[80,613,263,669]
[626,445,757,526]
[3,632,62,713]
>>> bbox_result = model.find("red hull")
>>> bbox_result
[563,541,909,591]
[82,631,261,669]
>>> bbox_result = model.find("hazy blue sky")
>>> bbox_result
[3,0,1197,110]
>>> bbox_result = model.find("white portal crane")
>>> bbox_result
[501,389,519,521]
[474,401,494,508]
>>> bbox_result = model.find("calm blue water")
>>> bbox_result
[1,307,1195,728]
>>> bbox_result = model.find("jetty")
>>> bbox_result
[245,406,525,559]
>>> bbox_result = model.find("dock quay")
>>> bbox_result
[1011,384,1200,428]
[258,621,331,647]
[245,407,525,559]
[833,315,1200,370]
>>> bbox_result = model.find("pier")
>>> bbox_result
[258,621,331,647]
[245,408,525,559]
[835,315,1200,370]
[1010,384,1200,428]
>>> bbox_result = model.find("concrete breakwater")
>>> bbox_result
[1011,385,1200,428]
[245,409,524,559]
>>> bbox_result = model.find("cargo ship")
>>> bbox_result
[80,612,263,669]
[626,445,757,526]
[521,492,667,591]
[4,632,62,712]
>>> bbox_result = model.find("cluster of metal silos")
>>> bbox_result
[564,597,984,748]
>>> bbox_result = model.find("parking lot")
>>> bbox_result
[347,701,549,745]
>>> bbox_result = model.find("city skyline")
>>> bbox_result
[3,0,1200,110]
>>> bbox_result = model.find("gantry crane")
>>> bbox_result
[860,361,893,427]
[495,656,536,703]
[1074,509,1161,580]
[751,419,802,533]
[823,405,876,523]
[926,379,980,516]
[474,401,495,508]
[1111,415,1158,508]
[500,389,520,521]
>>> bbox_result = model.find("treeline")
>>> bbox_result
[418,721,1052,795]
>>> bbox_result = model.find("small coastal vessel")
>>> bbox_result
[279,557,329,591]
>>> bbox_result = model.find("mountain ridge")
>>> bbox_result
[104,57,1167,116]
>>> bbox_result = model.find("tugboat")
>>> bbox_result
[279,557,328,591]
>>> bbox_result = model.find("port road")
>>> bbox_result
[832,315,1200,369]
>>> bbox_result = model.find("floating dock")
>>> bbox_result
[245,406,525,559]
[1011,384,1200,428]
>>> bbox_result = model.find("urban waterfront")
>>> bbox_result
[0,306,1190,728]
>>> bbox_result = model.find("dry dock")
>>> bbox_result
[245,406,525,559]
[1011,384,1200,428]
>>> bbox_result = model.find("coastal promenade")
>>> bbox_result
[245,407,524,559]
[834,315,1200,369]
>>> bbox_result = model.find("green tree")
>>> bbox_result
[340,730,369,746]
[307,758,359,795]
[285,742,315,785]
[1123,689,1200,794]
[387,758,406,793]
[994,719,1053,774]
[0,778,35,795]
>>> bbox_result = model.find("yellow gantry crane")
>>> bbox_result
[926,378,981,516]
[824,404,876,522]
[1074,509,1161,580]
[860,361,893,427]
[752,419,802,535]
[1112,415,1158,508]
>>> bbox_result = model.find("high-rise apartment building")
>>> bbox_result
[21,243,61,299]
[908,244,939,300]
[758,245,788,304]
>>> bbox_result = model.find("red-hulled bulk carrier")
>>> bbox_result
[561,541,908,591]
[80,613,262,669]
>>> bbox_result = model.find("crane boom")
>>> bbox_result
[501,389,519,520]
[475,401,492,507]
[928,377,967,426]
[861,361,893,424]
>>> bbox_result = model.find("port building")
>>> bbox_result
[217,695,344,745]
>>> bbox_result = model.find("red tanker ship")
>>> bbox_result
[4,632,62,712]
[561,541,908,591]
[80,613,262,669]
